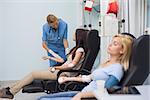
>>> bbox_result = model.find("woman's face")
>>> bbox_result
[49,19,59,29]
[73,32,76,41]
[107,37,123,56]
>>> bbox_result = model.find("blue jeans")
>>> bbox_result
[38,91,79,100]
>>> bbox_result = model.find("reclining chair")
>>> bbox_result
[56,29,100,92]
[82,34,150,100]
[119,34,149,86]
[22,29,100,93]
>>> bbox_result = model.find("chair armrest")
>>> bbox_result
[57,70,79,78]
[57,69,91,77]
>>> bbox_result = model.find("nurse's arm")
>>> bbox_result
[42,41,49,51]
[63,39,69,49]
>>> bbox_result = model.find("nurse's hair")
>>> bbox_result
[47,14,58,24]
[113,34,134,71]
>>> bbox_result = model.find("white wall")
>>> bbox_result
[0,0,82,80]
[147,0,150,27]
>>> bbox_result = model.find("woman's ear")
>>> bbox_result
[120,49,124,54]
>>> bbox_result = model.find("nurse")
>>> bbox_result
[42,14,69,67]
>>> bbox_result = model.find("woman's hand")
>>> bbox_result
[42,56,50,60]
[58,77,68,84]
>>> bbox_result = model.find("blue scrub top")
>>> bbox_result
[42,19,67,66]
[42,19,68,52]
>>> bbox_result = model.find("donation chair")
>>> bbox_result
[119,34,149,86]
[57,29,100,92]
[82,34,150,100]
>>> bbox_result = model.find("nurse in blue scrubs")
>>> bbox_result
[42,14,69,67]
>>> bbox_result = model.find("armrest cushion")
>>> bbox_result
[105,75,119,88]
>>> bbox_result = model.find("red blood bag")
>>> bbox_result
[107,1,119,16]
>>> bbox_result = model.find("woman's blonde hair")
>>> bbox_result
[113,34,134,71]
[47,14,58,24]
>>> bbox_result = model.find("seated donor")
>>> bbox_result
[38,34,134,100]
[0,29,86,99]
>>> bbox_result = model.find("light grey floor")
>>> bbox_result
[0,81,47,100]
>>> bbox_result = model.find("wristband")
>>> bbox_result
[81,75,91,83]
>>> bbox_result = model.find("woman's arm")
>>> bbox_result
[42,56,64,63]
[58,75,92,84]
[72,92,95,100]
[58,76,83,84]
[55,52,83,70]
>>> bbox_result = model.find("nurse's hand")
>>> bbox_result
[42,56,50,60]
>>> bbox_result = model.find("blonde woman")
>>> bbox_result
[39,33,134,100]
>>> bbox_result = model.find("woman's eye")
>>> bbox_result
[113,42,118,46]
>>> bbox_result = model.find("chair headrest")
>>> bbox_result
[75,28,89,50]
[86,30,99,50]
[80,29,100,74]
[121,33,136,39]
[120,35,149,86]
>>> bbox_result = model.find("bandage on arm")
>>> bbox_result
[48,49,63,59]
[81,75,92,83]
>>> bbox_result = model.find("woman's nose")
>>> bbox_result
[108,43,112,47]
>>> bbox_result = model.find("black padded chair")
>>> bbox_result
[22,29,100,93]
[57,29,100,92]
[119,34,149,86]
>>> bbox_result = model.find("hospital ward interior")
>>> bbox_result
[0,0,150,100]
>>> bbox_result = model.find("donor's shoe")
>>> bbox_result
[0,87,14,99]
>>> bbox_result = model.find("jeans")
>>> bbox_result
[38,91,79,100]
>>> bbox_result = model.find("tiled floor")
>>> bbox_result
[0,81,47,100]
